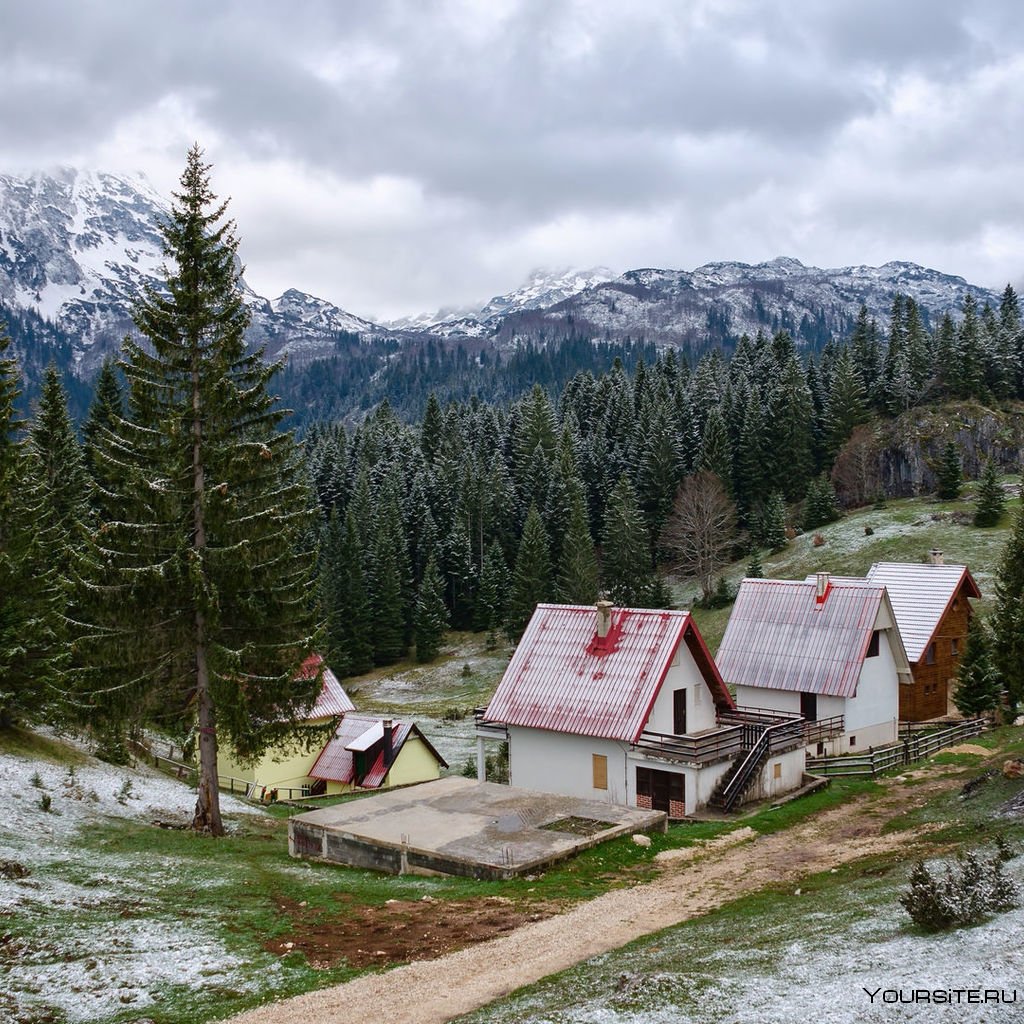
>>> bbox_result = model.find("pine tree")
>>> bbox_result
[82,358,124,497]
[936,439,962,500]
[952,617,1002,717]
[414,555,448,663]
[25,365,92,571]
[824,347,868,461]
[756,491,788,552]
[74,148,320,834]
[0,329,60,728]
[602,475,662,607]
[973,459,1005,527]
[476,538,509,645]
[370,485,411,665]
[557,486,599,605]
[320,510,374,678]
[803,474,840,530]
[506,504,552,640]
[991,504,1024,706]
[746,550,765,579]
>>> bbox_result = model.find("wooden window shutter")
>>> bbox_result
[592,753,608,790]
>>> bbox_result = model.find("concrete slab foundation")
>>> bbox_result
[288,776,667,880]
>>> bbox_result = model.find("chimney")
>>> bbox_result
[596,600,613,639]
[929,549,944,566]
[382,719,394,767]
[815,572,830,605]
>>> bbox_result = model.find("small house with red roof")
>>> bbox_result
[479,602,807,817]
[717,576,912,755]
[217,655,447,799]
[308,714,448,795]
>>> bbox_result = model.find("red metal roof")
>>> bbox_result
[716,580,885,698]
[484,604,731,743]
[309,715,446,788]
[300,655,355,719]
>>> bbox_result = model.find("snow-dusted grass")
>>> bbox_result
[455,854,1024,1024]
[684,490,1018,653]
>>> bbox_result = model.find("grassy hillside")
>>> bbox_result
[684,477,1021,653]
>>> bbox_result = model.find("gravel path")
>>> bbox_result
[229,777,949,1024]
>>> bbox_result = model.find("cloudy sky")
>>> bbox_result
[3,0,1024,320]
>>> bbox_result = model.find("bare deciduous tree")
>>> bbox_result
[660,471,736,603]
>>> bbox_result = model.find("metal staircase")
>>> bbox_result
[708,717,804,812]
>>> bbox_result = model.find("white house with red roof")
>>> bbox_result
[480,602,807,817]
[717,576,912,755]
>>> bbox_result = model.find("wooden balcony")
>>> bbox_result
[631,725,743,766]
[473,706,509,739]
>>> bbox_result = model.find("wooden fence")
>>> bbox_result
[132,740,314,802]
[805,719,988,777]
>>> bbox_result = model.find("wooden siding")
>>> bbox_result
[899,584,973,721]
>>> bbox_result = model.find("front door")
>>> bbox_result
[637,767,685,816]
[800,692,817,722]
[673,689,687,735]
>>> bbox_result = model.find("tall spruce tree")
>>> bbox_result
[82,358,124,497]
[506,504,552,640]
[320,510,374,678]
[75,148,320,834]
[414,555,448,663]
[936,439,962,500]
[0,329,60,727]
[476,538,509,645]
[952,617,1002,717]
[557,486,600,605]
[991,504,1024,706]
[973,459,1005,527]
[601,475,663,608]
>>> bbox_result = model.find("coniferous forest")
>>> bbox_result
[5,153,1024,838]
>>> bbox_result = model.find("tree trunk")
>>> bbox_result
[192,638,224,835]
[189,349,223,835]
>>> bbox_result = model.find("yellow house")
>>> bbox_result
[308,714,448,795]
[217,654,355,799]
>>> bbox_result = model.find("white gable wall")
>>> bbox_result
[734,613,900,756]
[507,726,628,805]
[644,641,719,736]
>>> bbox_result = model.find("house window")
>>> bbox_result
[866,630,880,658]
[951,638,959,657]
[773,762,782,780]
[925,642,936,665]
[592,754,608,790]
[673,689,687,735]
[849,736,857,748]
[816,742,826,757]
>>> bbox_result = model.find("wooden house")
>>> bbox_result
[860,555,981,721]
[717,576,912,755]
[217,654,355,798]
[308,714,448,794]
[478,602,808,817]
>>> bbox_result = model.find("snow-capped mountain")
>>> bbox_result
[492,256,1004,350]
[0,166,1011,389]
[0,168,383,374]
[388,266,617,334]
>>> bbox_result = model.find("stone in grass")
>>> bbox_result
[632,833,652,848]
[1003,759,1024,779]
[0,860,30,879]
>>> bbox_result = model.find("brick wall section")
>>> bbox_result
[636,793,653,810]
[899,589,973,721]
[668,798,686,819]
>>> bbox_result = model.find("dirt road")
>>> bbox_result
[229,773,953,1024]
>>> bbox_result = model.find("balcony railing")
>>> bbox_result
[473,707,509,738]
[631,725,743,765]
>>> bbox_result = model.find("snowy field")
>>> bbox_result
[0,738,274,1023]
[458,856,1024,1024]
